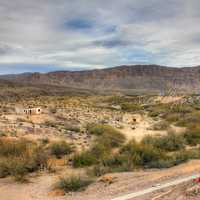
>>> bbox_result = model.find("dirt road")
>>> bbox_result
[111,173,200,200]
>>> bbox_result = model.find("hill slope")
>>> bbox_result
[1,65,200,93]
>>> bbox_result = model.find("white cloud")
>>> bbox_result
[0,0,200,73]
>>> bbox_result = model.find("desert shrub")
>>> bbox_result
[88,164,110,177]
[44,120,57,128]
[89,162,130,177]
[49,108,57,114]
[104,96,127,104]
[147,104,168,118]
[72,124,125,168]
[184,127,200,146]
[120,140,165,167]
[30,145,49,170]
[87,124,125,148]
[86,123,106,136]
[97,132,125,148]
[176,111,200,127]
[72,151,97,168]
[121,103,143,112]
[146,150,190,169]
[147,157,178,169]
[148,110,160,118]
[170,104,193,114]
[182,148,200,159]
[0,160,10,178]
[165,113,181,123]
[152,120,169,130]
[0,139,29,157]
[0,140,49,181]
[57,175,93,192]
[9,157,29,182]
[49,141,72,158]
[64,124,80,132]
[0,131,6,137]
[90,140,166,171]
[142,133,186,152]
[39,137,49,145]
[72,133,122,168]
[90,143,110,159]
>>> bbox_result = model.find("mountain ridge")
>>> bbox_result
[1,64,200,93]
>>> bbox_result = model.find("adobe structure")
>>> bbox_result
[23,107,42,115]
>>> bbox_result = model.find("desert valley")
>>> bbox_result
[0,65,200,199]
[1,0,200,199]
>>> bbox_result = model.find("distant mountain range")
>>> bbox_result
[1,64,200,94]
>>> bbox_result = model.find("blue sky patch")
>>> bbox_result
[64,18,94,30]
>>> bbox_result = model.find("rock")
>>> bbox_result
[98,175,117,184]
[48,189,65,197]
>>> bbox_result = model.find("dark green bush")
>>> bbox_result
[57,175,93,192]
[184,127,200,146]
[142,133,186,152]
[49,141,72,158]
[121,103,143,112]
[120,140,164,167]
[176,112,200,127]
[72,152,97,168]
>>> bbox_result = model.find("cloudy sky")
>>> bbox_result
[0,0,200,74]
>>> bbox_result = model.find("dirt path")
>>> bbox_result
[0,160,200,200]
[111,173,200,200]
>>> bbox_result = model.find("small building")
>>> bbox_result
[23,107,42,115]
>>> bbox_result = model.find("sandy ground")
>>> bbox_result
[0,160,200,200]
[119,114,167,142]
[155,96,183,104]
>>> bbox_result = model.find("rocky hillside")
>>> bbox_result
[1,65,200,93]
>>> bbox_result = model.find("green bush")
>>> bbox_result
[97,132,125,148]
[120,140,164,167]
[147,104,168,118]
[49,141,72,158]
[0,160,10,178]
[57,175,93,192]
[72,124,125,169]
[170,104,193,114]
[0,140,49,181]
[142,133,186,152]
[86,123,107,136]
[176,112,200,127]
[90,143,110,159]
[121,103,143,112]
[72,152,97,168]
[148,150,191,169]
[184,127,200,146]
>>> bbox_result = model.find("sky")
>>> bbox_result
[0,0,200,74]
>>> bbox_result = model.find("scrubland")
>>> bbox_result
[0,94,200,199]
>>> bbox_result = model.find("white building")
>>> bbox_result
[23,107,42,115]
[15,107,42,115]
